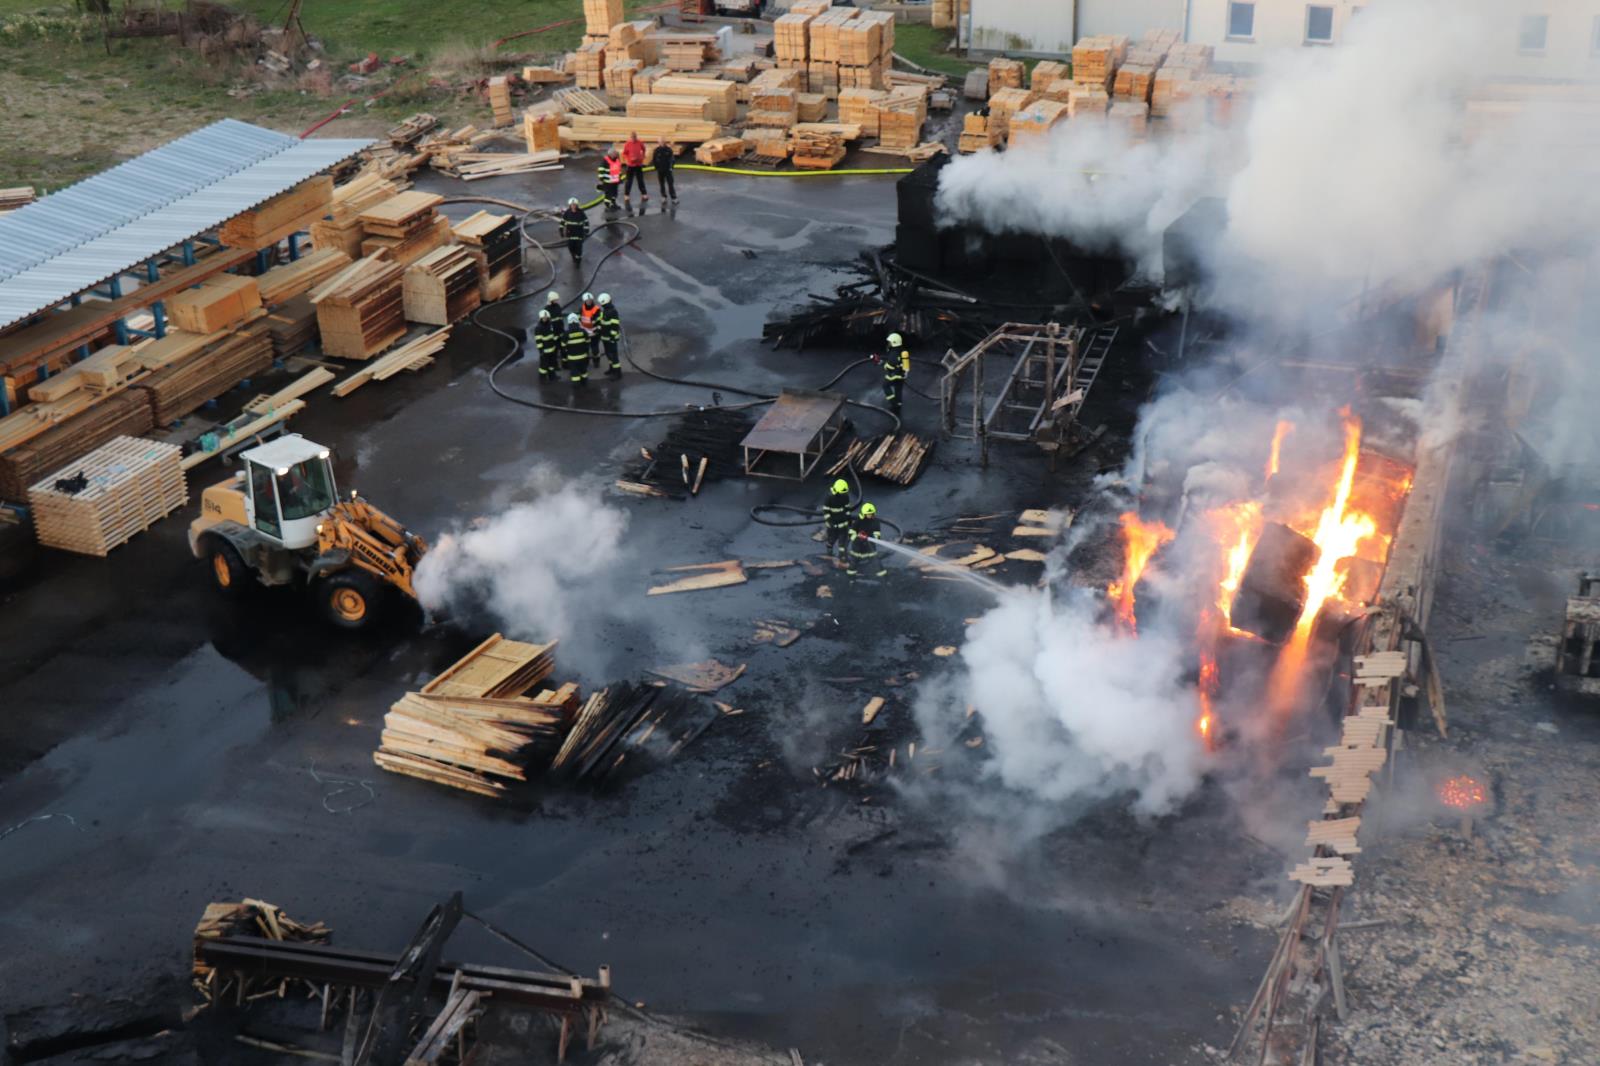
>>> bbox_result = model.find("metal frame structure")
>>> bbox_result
[740,388,847,481]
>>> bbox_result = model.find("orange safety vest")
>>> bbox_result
[580,303,602,330]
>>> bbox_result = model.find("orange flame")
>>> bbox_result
[1266,420,1293,479]
[1209,500,1263,624]
[1196,648,1219,749]
[1438,774,1488,809]
[1106,511,1174,634]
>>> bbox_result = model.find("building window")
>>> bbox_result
[1228,1,1255,39]
[1305,4,1334,43]
[1519,14,1548,53]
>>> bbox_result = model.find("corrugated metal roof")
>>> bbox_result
[0,129,371,332]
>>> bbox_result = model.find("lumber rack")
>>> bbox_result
[740,387,846,480]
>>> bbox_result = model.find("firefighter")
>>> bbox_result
[848,502,887,577]
[578,292,603,366]
[597,293,622,378]
[559,198,589,267]
[545,290,563,319]
[596,149,622,211]
[563,312,591,385]
[533,309,562,381]
[874,332,910,416]
[822,478,852,561]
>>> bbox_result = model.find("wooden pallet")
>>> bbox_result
[421,633,559,699]
[28,436,185,556]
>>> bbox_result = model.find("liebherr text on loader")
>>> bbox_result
[187,434,428,629]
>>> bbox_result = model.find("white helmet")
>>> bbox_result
[887,332,904,347]
[582,291,595,303]
[567,197,580,206]
[598,293,611,305]
[566,313,581,325]
[547,291,560,302]
[538,309,550,321]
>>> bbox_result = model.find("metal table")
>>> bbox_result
[740,388,846,481]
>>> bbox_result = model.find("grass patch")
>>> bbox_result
[893,24,983,79]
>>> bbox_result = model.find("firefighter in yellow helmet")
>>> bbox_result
[848,502,886,577]
[874,332,910,417]
[822,477,852,561]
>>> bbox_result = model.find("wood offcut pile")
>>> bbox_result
[217,175,333,251]
[28,436,186,556]
[791,125,847,170]
[193,899,329,1002]
[451,211,522,302]
[309,253,407,360]
[375,633,577,798]
[403,246,481,326]
[331,327,449,397]
[825,432,934,486]
[616,407,755,500]
[550,682,717,785]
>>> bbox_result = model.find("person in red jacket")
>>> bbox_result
[621,132,648,205]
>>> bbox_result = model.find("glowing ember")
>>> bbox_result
[1107,511,1175,634]
[1438,774,1489,809]
[1196,650,1220,749]
[1266,420,1293,479]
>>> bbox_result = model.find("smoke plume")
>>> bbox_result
[414,484,629,643]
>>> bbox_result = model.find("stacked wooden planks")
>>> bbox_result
[309,253,408,360]
[387,111,438,147]
[825,432,934,485]
[985,86,1037,137]
[1068,84,1110,118]
[839,88,889,137]
[651,75,737,123]
[604,58,644,102]
[136,324,274,423]
[653,32,719,72]
[774,10,815,62]
[487,76,513,127]
[403,247,481,326]
[796,92,828,122]
[560,115,721,146]
[582,0,622,36]
[958,112,999,154]
[744,128,791,163]
[255,248,353,306]
[451,211,521,302]
[218,175,334,251]
[374,634,574,797]
[570,40,607,88]
[694,136,747,165]
[874,85,928,150]
[626,93,713,121]
[1114,62,1160,104]
[523,107,562,153]
[748,84,798,129]
[29,436,186,556]
[988,57,1024,97]
[1073,35,1128,92]
[26,343,144,404]
[358,190,450,266]
[1031,59,1072,101]
[165,274,263,334]
[0,186,35,212]
[809,8,857,64]
[331,327,449,397]
[838,8,892,89]
[0,389,154,501]
[608,19,657,63]
[263,295,320,358]
[807,60,840,100]
[791,126,846,170]
[1008,100,1071,150]
[309,173,409,259]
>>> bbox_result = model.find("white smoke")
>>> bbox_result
[921,588,1204,816]
[414,484,628,643]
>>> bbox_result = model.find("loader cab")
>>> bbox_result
[239,435,338,551]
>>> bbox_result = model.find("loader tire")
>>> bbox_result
[204,538,248,598]
[318,570,382,630]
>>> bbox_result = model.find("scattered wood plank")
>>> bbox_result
[647,559,747,595]
[861,696,884,725]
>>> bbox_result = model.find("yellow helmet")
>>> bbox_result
[860,502,876,517]
[887,332,903,347]
[831,479,849,494]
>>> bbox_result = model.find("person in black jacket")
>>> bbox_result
[559,198,589,267]
[533,310,562,381]
[651,137,678,203]
[848,502,886,577]
[822,478,851,561]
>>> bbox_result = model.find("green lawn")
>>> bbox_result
[893,23,984,79]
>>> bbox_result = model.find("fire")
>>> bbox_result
[1107,511,1174,634]
[1438,774,1488,809]
[1209,500,1263,624]
[1196,648,1219,749]
[1266,420,1293,479]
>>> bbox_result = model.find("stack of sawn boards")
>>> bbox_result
[28,436,187,555]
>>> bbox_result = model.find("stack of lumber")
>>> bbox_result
[1068,84,1110,118]
[988,57,1024,97]
[653,32,719,71]
[137,325,273,423]
[218,176,333,251]
[604,58,644,102]
[874,85,929,149]
[309,174,408,259]
[985,86,1037,137]
[263,294,319,357]
[796,92,828,122]
[608,19,657,63]
[748,84,798,128]
[1201,73,1251,125]
[403,247,481,325]
[774,10,815,62]
[744,128,791,163]
[331,327,450,397]
[634,64,672,94]
[560,114,720,146]
[825,432,934,485]
[790,0,830,13]
[839,59,885,91]
[551,681,715,785]
[1108,99,1150,136]
[484,78,513,130]
[309,253,407,360]
[0,390,154,501]
[166,274,262,334]
[791,126,847,170]
[28,436,185,556]
[1073,35,1128,91]
[652,75,737,123]
[452,211,522,302]
[839,9,893,66]
[582,0,622,36]
[1114,62,1159,103]
[1141,27,1182,53]
[520,64,568,84]
[958,112,999,153]
[0,186,36,212]
[1031,59,1072,101]
[374,634,572,798]
[523,107,562,153]
[694,136,747,165]
[931,0,967,29]
[627,93,713,121]
[839,88,889,137]
[255,248,353,306]
[570,40,607,89]
[809,8,857,63]
[358,190,449,266]
[1008,99,1071,150]
[1151,69,1197,117]
[753,67,803,92]
[1165,41,1213,70]
[387,112,438,147]
[808,60,839,99]
[25,344,145,405]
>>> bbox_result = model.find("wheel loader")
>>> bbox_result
[188,434,428,629]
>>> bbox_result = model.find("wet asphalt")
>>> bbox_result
[0,162,1277,1064]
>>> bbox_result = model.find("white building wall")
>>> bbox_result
[967,0,1076,55]
[1078,0,1186,42]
